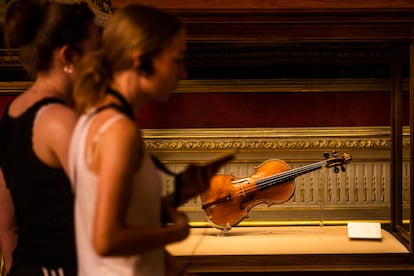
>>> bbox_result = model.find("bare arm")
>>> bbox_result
[33,104,78,176]
[0,168,17,273]
[90,118,189,256]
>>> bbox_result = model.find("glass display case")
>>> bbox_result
[126,1,414,274]
[1,0,413,274]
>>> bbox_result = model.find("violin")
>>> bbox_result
[200,152,352,231]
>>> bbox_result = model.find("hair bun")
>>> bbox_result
[4,0,47,47]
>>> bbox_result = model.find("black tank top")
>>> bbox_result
[0,98,76,268]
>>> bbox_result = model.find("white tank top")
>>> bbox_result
[69,111,165,276]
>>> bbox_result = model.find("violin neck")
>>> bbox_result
[256,160,327,190]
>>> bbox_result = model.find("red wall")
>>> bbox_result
[1,90,404,129]
[0,96,14,118]
[137,91,403,129]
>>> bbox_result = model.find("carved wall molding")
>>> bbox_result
[0,78,409,94]
[145,137,392,153]
[174,78,409,93]
[143,127,408,155]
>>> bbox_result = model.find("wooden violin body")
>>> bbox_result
[200,153,352,231]
[200,159,295,230]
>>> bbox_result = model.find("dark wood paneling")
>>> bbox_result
[113,1,414,43]
[113,0,414,10]
[177,253,414,275]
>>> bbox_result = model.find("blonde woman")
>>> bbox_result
[69,4,233,275]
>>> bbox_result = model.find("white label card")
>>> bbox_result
[347,222,382,239]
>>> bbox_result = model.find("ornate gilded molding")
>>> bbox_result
[144,138,393,152]
[0,49,20,64]
[0,81,31,95]
[173,78,407,93]
[142,127,409,153]
[0,78,409,94]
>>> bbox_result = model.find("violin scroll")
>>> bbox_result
[324,151,352,173]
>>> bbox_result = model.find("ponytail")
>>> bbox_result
[73,50,111,114]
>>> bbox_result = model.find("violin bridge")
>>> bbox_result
[231,178,250,185]
[232,178,250,197]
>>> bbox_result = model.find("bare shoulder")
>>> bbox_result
[100,114,140,143]
[33,103,78,150]
[36,103,77,131]
[93,113,143,171]
[40,103,77,122]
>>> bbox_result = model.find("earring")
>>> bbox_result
[63,64,74,74]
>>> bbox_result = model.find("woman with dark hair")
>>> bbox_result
[69,4,233,275]
[0,0,100,275]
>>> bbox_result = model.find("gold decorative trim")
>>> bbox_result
[143,127,409,153]
[173,78,407,93]
[0,49,20,66]
[0,78,409,94]
[0,81,31,94]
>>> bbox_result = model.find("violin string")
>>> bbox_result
[256,161,327,189]
[232,161,327,197]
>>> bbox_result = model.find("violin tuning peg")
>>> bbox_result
[334,166,340,173]
[332,151,338,157]
[323,152,330,159]
[341,165,346,172]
